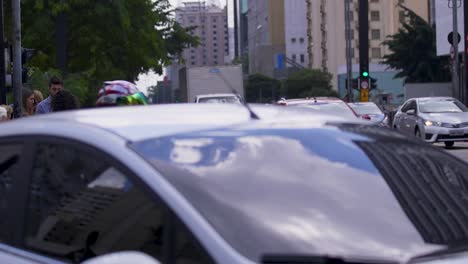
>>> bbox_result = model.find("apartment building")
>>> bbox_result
[176,1,229,67]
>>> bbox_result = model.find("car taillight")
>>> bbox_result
[362,114,371,120]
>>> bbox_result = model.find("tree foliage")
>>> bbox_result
[382,4,451,83]
[6,0,199,105]
[245,74,280,103]
[285,69,337,98]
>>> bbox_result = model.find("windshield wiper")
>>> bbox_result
[262,254,397,264]
[407,245,468,263]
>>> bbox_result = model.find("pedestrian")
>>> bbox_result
[36,76,64,114]
[0,104,12,120]
[51,90,80,112]
[0,106,8,122]
[22,88,36,117]
[33,90,44,104]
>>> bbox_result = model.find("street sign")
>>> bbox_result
[448,31,461,45]
[360,79,369,89]
[436,0,465,56]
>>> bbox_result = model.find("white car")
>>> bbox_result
[393,97,468,148]
[195,93,242,104]
[1,104,468,263]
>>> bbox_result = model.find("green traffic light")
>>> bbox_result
[362,71,369,77]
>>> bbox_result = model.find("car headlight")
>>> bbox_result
[425,120,441,126]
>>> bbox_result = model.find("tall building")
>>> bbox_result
[305,0,431,90]
[247,0,285,77]
[176,1,229,67]
[284,0,309,68]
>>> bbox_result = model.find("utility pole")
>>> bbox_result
[344,0,352,102]
[463,0,468,105]
[0,0,6,105]
[12,0,21,118]
[358,0,369,102]
[453,0,460,100]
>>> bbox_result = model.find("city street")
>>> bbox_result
[437,142,468,161]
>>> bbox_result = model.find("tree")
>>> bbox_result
[382,4,451,83]
[6,0,199,105]
[245,74,280,103]
[284,69,337,98]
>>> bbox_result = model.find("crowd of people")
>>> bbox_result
[0,76,80,121]
[0,77,148,122]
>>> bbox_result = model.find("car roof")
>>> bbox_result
[414,97,455,102]
[196,93,238,98]
[348,102,377,105]
[1,104,360,142]
[278,97,345,105]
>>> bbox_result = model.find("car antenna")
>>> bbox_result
[214,69,260,120]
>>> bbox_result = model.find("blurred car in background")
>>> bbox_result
[348,102,389,126]
[195,93,242,104]
[277,97,358,120]
[393,97,468,148]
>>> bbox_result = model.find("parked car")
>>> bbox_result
[393,97,468,148]
[348,102,389,126]
[277,97,358,119]
[2,104,468,263]
[195,93,242,104]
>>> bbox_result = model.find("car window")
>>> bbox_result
[0,144,22,244]
[22,142,213,264]
[401,100,414,113]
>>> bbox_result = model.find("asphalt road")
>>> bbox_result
[436,142,468,161]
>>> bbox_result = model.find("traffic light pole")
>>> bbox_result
[452,0,460,100]
[0,0,6,105]
[463,0,468,105]
[358,0,369,102]
[11,0,21,118]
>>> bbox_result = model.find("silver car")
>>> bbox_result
[393,97,468,148]
[3,104,468,263]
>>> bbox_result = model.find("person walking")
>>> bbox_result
[36,76,64,114]
[33,90,44,104]
[22,88,36,117]
[51,90,80,112]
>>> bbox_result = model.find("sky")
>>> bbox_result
[135,0,226,95]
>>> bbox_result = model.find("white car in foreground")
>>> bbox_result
[195,93,242,103]
[1,104,468,263]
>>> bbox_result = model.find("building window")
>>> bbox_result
[214,43,218,47]
[300,54,305,63]
[351,48,355,58]
[213,24,217,28]
[350,30,355,40]
[349,11,354,21]
[214,61,218,65]
[191,55,195,60]
[191,49,195,53]
[370,0,379,3]
[370,11,380,21]
[214,49,218,53]
[214,55,218,59]
[371,47,382,58]
[371,29,381,40]
[213,37,217,40]
[299,38,304,43]
[291,38,296,43]
[213,31,217,35]
[191,61,196,65]
[292,54,296,62]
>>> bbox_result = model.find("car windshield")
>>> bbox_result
[198,96,240,104]
[131,124,468,262]
[349,103,383,115]
[295,102,356,118]
[419,100,468,113]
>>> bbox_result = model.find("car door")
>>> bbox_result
[405,100,419,135]
[13,137,215,264]
[395,100,411,132]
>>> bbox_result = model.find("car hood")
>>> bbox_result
[420,112,468,124]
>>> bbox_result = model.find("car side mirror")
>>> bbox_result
[406,109,416,116]
[82,252,161,264]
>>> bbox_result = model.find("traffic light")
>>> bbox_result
[370,77,377,90]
